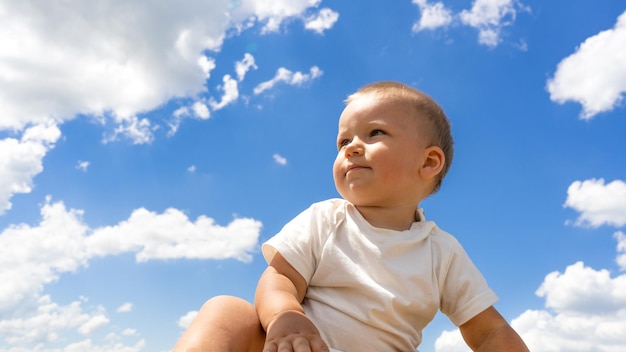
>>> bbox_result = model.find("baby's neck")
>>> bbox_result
[355,204,419,231]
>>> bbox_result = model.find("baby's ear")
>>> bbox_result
[420,146,445,180]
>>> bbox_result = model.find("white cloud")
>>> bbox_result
[514,256,626,352]
[0,197,262,347]
[412,0,527,47]
[0,0,329,209]
[254,66,323,95]
[232,0,324,34]
[0,295,108,345]
[76,160,90,172]
[547,11,626,119]
[304,8,339,34]
[167,107,190,137]
[177,310,198,329]
[434,234,626,352]
[0,198,89,312]
[0,0,329,133]
[103,116,155,145]
[617,231,626,271]
[273,153,288,166]
[0,123,61,215]
[459,0,519,47]
[188,165,197,173]
[192,101,211,120]
[116,303,133,313]
[564,179,626,228]
[86,208,262,263]
[0,1,229,131]
[168,100,211,136]
[412,0,453,31]
[122,328,138,336]
[434,328,468,352]
[173,107,190,119]
[209,75,240,111]
[77,313,109,335]
[235,53,258,81]
[537,261,626,315]
[198,56,216,78]
[60,338,146,352]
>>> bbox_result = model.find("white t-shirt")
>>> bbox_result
[263,199,498,351]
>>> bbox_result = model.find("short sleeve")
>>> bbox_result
[439,240,499,326]
[262,200,338,284]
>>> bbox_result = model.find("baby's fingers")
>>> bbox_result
[308,337,330,352]
[263,336,330,352]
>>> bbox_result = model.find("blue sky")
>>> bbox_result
[1,1,625,351]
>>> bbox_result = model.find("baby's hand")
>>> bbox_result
[263,311,330,352]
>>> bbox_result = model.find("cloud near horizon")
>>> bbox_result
[435,177,626,352]
[0,197,262,348]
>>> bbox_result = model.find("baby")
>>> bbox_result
[174,81,529,351]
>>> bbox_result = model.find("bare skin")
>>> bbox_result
[172,295,265,352]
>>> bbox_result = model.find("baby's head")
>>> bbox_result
[333,81,453,205]
[346,81,453,193]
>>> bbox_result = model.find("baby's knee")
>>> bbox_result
[200,295,255,316]
[175,295,264,351]
[198,295,262,333]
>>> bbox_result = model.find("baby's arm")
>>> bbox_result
[255,252,330,352]
[459,306,529,351]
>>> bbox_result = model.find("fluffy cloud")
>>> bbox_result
[177,311,198,329]
[51,338,146,352]
[547,11,626,119]
[235,53,258,82]
[514,247,626,352]
[435,177,626,351]
[0,0,330,216]
[617,232,626,271]
[536,260,626,315]
[412,0,527,46]
[116,303,133,314]
[253,66,323,95]
[434,328,467,352]
[304,8,340,34]
[0,198,88,313]
[564,179,626,228]
[0,198,262,348]
[412,0,453,31]
[0,124,61,214]
[273,153,288,166]
[192,101,211,120]
[75,160,90,172]
[0,295,110,345]
[209,75,240,111]
[435,235,626,352]
[232,0,325,34]
[0,1,222,131]
[0,0,332,133]
[86,207,262,263]
[459,0,520,47]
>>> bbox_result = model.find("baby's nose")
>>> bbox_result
[344,141,363,157]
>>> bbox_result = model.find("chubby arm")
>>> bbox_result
[459,306,529,351]
[255,252,329,352]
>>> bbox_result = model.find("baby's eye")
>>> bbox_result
[370,129,385,137]
[338,139,351,148]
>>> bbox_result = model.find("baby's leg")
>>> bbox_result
[173,295,265,352]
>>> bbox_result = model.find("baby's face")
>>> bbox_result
[333,94,431,208]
